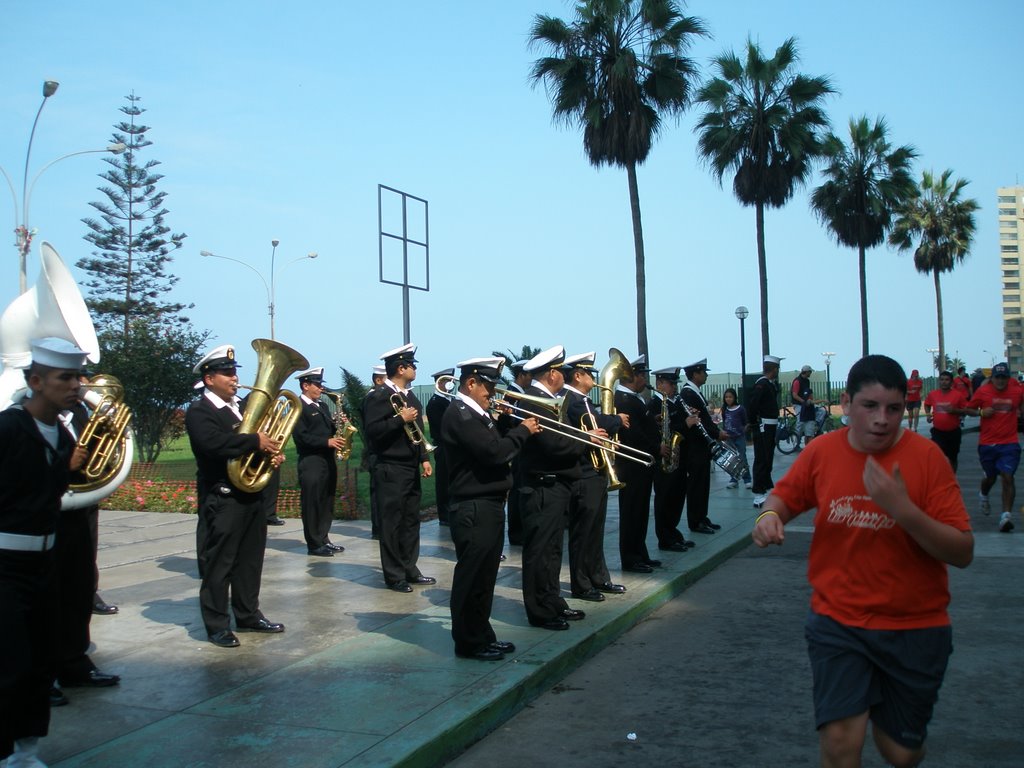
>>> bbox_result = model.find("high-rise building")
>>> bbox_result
[999,186,1024,372]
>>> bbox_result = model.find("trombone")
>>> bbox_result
[432,376,653,467]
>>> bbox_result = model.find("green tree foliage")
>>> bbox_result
[811,116,917,356]
[339,366,370,430]
[98,319,209,463]
[889,169,979,370]
[695,37,834,357]
[529,0,707,359]
[78,92,188,338]
[492,344,543,385]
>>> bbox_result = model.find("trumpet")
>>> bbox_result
[390,392,436,453]
[434,376,653,467]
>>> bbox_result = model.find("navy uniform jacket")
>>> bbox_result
[614,389,660,458]
[516,385,586,480]
[747,376,780,425]
[425,394,451,445]
[361,385,429,466]
[442,399,530,498]
[564,389,620,477]
[0,407,73,536]
[679,384,720,457]
[185,395,262,502]
[293,397,335,458]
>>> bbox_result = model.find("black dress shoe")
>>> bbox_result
[559,608,586,621]
[488,640,516,653]
[237,618,285,633]
[60,669,121,688]
[50,686,69,707]
[704,518,722,530]
[325,542,345,552]
[308,545,334,556]
[645,558,662,567]
[658,541,688,552]
[456,647,504,661]
[571,588,605,602]
[92,598,118,615]
[531,618,570,631]
[208,630,240,648]
[499,554,506,561]
[267,515,286,526]
[388,581,413,593]
[410,575,436,585]
[623,562,654,574]
[682,539,697,549]
[693,522,716,534]
[597,582,627,594]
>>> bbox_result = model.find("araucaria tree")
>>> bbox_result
[529,0,708,359]
[810,116,917,356]
[78,93,206,463]
[696,37,834,358]
[78,92,188,338]
[889,169,978,370]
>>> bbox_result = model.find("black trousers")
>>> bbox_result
[372,462,423,586]
[520,478,571,624]
[653,465,687,546]
[298,454,337,550]
[567,472,610,595]
[931,427,962,471]
[617,461,654,568]
[506,457,524,545]
[0,549,57,760]
[197,493,267,635]
[684,447,711,530]
[434,446,450,524]
[752,424,777,494]
[449,497,505,654]
[262,467,281,521]
[55,507,98,682]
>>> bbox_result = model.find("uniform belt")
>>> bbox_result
[0,531,57,552]
[761,418,779,425]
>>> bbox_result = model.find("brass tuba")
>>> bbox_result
[594,348,637,490]
[71,374,133,492]
[322,388,359,461]
[227,338,309,492]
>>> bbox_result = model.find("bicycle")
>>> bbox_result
[776,403,837,455]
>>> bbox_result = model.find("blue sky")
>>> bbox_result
[2,1,1021,385]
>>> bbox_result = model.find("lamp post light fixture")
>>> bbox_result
[821,351,835,406]
[926,348,940,373]
[735,306,749,402]
[0,80,129,293]
[200,240,317,339]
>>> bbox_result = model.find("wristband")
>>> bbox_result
[755,509,779,525]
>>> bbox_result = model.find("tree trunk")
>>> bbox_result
[858,244,869,357]
[756,202,770,358]
[626,162,649,360]
[933,268,945,372]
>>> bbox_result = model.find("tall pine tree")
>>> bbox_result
[78,92,188,338]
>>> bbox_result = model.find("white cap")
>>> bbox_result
[456,357,505,383]
[562,351,597,373]
[524,345,566,373]
[296,366,326,383]
[764,355,783,366]
[193,344,239,375]
[372,365,386,377]
[30,337,88,370]
[379,343,417,364]
[800,364,813,373]
[683,358,709,372]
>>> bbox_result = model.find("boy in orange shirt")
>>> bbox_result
[752,355,973,768]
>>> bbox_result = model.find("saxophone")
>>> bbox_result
[323,388,359,461]
[660,394,683,473]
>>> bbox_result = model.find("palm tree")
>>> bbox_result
[695,37,834,357]
[529,0,708,359]
[889,169,979,370]
[810,116,917,356]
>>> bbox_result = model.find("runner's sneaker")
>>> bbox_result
[979,493,990,515]
[744,481,753,489]
[999,512,1014,533]
[752,494,767,508]
[726,480,738,489]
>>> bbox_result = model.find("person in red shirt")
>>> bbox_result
[966,361,1024,532]
[952,366,973,399]
[752,355,973,768]
[924,370,969,470]
[905,368,924,431]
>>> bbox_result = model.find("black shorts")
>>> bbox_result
[805,611,952,750]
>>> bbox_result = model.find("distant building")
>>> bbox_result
[999,186,1024,372]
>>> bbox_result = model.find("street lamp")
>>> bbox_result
[200,240,318,339]
[821,352,835,405]
[0,80,128,293]
[926,348,940,373]
[735,306,749,403]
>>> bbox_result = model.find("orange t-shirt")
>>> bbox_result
[771,428,971,630]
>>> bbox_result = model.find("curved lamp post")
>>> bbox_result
[201,240,318,339]
[735,306,749,402]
